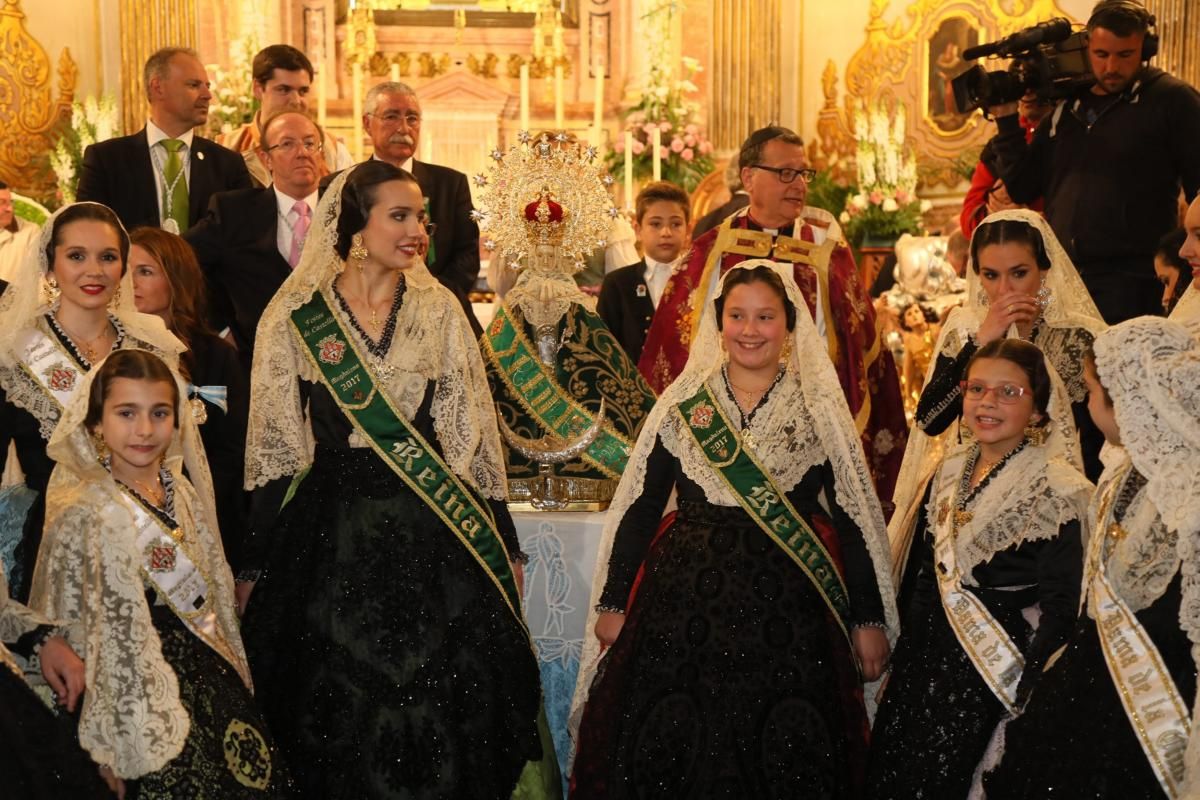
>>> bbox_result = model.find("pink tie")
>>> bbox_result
[288,200,311,268]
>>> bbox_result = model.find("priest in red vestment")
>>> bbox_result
[638,126,908,512]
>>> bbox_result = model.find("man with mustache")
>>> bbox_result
[989,0,1200,324]
[76,47,251,232]
[638,125,909,511]
[350,81,482,334]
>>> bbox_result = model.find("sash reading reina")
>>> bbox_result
[291,290,525,622]
[676,385,852,643]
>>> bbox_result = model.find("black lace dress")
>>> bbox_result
[572,428,886,800]
[915,324,1103,480]
[865,477,1083,799]
[240,381,546,799]
[983,471,1197,799]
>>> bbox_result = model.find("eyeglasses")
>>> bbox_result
[370,111,422,126]
[959,380,1029,404]
[265,138,323,155]
[751,164,817,184]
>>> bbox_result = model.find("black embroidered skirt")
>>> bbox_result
[241,447,543,799]
[572,500,869,800]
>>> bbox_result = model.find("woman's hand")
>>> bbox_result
[853,626,891,682]
[594,611,626,646]
[99,765,126,799]
[235,581,256,617]
[977,289,1041,345]
[511,561,525,598]
[39,635,85,712]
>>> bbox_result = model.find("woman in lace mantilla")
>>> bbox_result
[984,318,1200,798]
[866,339,1091,798]
[238,162,556,798]
[0,202,182,601]
[570,260,898,799]
[892,212,1105,575]
[28,349,287,797]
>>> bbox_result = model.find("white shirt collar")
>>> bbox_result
[146,120,195,149]
[272,185,319,216]
[371,153,415,173]
[642,255,675,280]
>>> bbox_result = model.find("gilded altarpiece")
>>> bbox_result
[809,0,1074,189]
[0,0,76,196]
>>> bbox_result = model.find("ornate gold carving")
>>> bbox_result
[809,0,1075,188]
[417,52,451,78]
[468,52,499,79]
[0,0,77,195]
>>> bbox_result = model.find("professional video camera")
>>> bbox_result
[951,18,1093,114]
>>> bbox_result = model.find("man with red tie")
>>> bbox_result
[639,125,908,510]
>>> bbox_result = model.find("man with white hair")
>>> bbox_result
[0,183,39,283]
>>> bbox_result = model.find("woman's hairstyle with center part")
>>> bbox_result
[970,218,1051,274]
[335,161,422,260]
[714,265,797,332]
[47,203,131,273]
[965,338,1052,425]
[129,227,213,380]
[85,349,181,431]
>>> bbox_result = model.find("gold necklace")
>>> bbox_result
[132,473,165,507]
[55,315,112,362]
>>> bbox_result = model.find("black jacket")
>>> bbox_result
[992,67,1200,275]
[76,129,252,231]
[597,262,656,365]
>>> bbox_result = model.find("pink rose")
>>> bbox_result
[614,136,625,153]
[681,148,695,162]
[685,123,699,135]
[699,141,713,154]
[670,137,685,153]
[895,189,911,204]
[869,190,884,205]
[684,134,696,147]
[631,139,645,155]
[642,122,658,135]
[659,146,670,160]
[659,121,672,132]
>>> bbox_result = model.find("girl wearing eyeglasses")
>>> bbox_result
[866,338,1092,798]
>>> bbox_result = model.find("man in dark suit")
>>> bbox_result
[324,81,481,333]
[691,160,750,240]
[185,110,321,372]
[77,47,251,232]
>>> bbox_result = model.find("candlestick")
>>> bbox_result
[554,64,564,129]
[390,62,400,84]
[651,126,662,182]
[316,59,327,128]
[519,64,530,133]
[421,128,433,163]
[623,131,634,209]
[352,62,364,163]
[592,59,604,136]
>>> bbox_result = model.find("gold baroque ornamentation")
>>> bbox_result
[467,52,499,79]
[809,0,1075,188]
[0,0,77,194]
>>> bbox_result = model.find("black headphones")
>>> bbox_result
[1087,0,1159,61]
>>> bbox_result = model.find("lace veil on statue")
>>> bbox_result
[887,209,1105,581]
[245,167,508,499]
[1090,319,1200,792]
[29,353,246,779]
[567,257,900,757]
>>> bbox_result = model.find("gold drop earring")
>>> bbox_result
[349,233,369,272]
[44,274,61,306]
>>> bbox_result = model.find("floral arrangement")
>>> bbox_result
[606,3,715,193]
[49,95,120,206]
[839,99,930,246]
[205,35,260,138]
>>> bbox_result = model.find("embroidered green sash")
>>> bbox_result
[483,303,641,479]
[676,385,852,643]
[291,290,523,621]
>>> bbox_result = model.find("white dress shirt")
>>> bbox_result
[146,121,195,224]
[371,153,414,173]
[273,186,319,265]
[643,256,677,309]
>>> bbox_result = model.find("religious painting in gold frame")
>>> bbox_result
[924,13,982,136]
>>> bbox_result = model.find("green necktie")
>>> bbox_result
[161,138,189,232]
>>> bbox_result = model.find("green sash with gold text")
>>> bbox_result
[677,385,852,643]
[290,290,524,621]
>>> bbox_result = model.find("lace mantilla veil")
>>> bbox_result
[27,353,247,779]
[1090,318,1200,793]
[887,209,1106,582]
[244,167,507,498]
[0,202,184,436]
[567,258,900,757]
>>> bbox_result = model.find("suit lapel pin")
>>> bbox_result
[196,151,205,161]
[636,284,647,297]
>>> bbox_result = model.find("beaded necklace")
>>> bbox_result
[720,363,786,449]
[332,277,406,381]
[952,439,1028,528]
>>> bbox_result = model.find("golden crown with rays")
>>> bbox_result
[472,130,619,272]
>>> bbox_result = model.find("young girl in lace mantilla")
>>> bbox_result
[28,349,287,798]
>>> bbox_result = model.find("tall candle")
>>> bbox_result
[390,62,400,84]
[592,59,604,133]
[352,62,364,162]
[554,64,564,129]
[316,59,327,128]
[623,131,633,209]
[651,126,662,181]
[519,64,530,133]
[421,127,433,163]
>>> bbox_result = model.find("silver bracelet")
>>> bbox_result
[594,604,626,615]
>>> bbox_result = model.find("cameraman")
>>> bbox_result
[989,0,1200,324]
